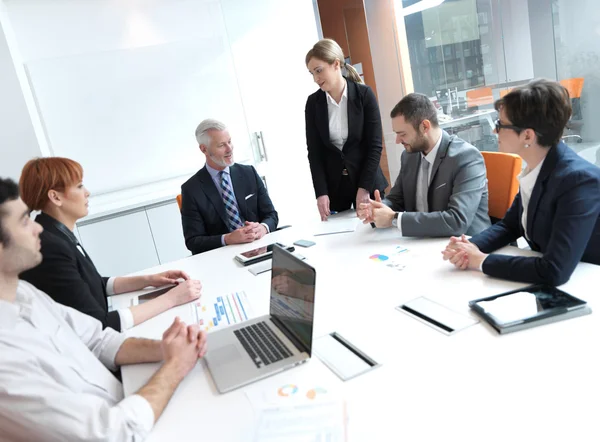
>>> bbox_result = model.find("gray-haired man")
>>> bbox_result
[181,119,279,255]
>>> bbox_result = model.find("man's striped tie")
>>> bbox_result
[219,171,244,231]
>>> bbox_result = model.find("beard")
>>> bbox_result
[208,151,234,169]
[405,132,429,153]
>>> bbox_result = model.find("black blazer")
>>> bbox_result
[181,163,279,255]
[304,79,388,206]
[472,142,600,286]
[20,212,121,330]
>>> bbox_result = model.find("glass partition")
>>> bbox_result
[395,0,600,165]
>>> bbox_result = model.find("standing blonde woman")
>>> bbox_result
[305,38,388,220]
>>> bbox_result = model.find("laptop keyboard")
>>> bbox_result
[234,321,294,368]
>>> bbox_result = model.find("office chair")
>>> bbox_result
[560,77,585,143]
[466,87,494,109]
[481,152,522,224]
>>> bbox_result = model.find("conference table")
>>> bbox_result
[117,212,600,442]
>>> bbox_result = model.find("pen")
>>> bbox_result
[330,211,338,215]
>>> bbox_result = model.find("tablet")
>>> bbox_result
[469,284,589,333]
[234,242,294,266]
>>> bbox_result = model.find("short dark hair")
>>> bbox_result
[390,93,439,129]
[495,79,572,147]
[0,178,19,245]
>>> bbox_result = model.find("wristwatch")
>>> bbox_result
[391,212,399,228]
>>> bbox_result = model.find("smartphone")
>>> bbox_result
[234,242,295,266]
[293,239,316,248]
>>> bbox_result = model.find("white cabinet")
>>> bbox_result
[146,202,191,265]
[78,210,160,277]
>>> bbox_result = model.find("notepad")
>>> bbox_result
[313,218,359,236]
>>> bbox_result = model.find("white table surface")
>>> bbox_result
[117,212,600,442]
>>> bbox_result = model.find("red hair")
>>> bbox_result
[19,157,83,211]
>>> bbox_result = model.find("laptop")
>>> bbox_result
[205,245,317,393]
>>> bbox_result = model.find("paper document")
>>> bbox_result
[189,291,254,333]
[246,381,347,442]
[368,245,410,271]
[313,218,359,236]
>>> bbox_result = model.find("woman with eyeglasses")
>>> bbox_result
[442,79,600,285]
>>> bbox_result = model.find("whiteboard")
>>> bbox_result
[15,1,252,195]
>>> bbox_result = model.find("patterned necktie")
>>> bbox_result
[219,171,244,231]
[416,159,430,212]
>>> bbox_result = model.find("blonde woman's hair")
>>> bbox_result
[305,38,363,84]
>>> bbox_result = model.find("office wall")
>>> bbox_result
[363,0,407,184]
[0,5,44,181]
[2,0,251,196]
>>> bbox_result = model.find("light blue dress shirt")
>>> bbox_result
[205,163,269,246]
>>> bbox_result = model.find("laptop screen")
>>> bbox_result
[270,245,316,354]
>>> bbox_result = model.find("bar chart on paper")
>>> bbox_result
[190,291,254,332]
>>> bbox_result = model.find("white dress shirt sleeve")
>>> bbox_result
[118,308,135,331]
[478,255,487,272]
[0,355,154,442]
[55,301,127,371]
[105,276,117,295]
[261,223,270,233]
[396,213,404,236]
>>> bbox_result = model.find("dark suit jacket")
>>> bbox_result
[304,79,388,207]
[19,212,121,330]
[181,163,279,255]
[471,142,600,286]
[384,130,491,237]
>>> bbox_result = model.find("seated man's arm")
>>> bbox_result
[401,149,487,237]
[181,187,223,254]
[0,353,155,442]
[253,166,278,232]
[0,319,206,442]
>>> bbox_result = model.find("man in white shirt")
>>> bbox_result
[0,177,207,442]
[358,93,490,237]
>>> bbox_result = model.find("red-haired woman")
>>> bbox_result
[19,157,202,331]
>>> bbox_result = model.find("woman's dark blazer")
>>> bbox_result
[471,141,600,286]
[20,212,121,330]
[305,79,388,207]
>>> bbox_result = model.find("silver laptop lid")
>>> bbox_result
[269,245,316,356]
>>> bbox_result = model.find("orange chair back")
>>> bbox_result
[466,87,494,108]
[176,194,182,211]
[481,151,522,220]
[559,78,584,99]
[499,88,513,98]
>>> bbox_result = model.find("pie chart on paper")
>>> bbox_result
[277,384,299,397]
[306,387,328,400]
[369,254,389,262]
